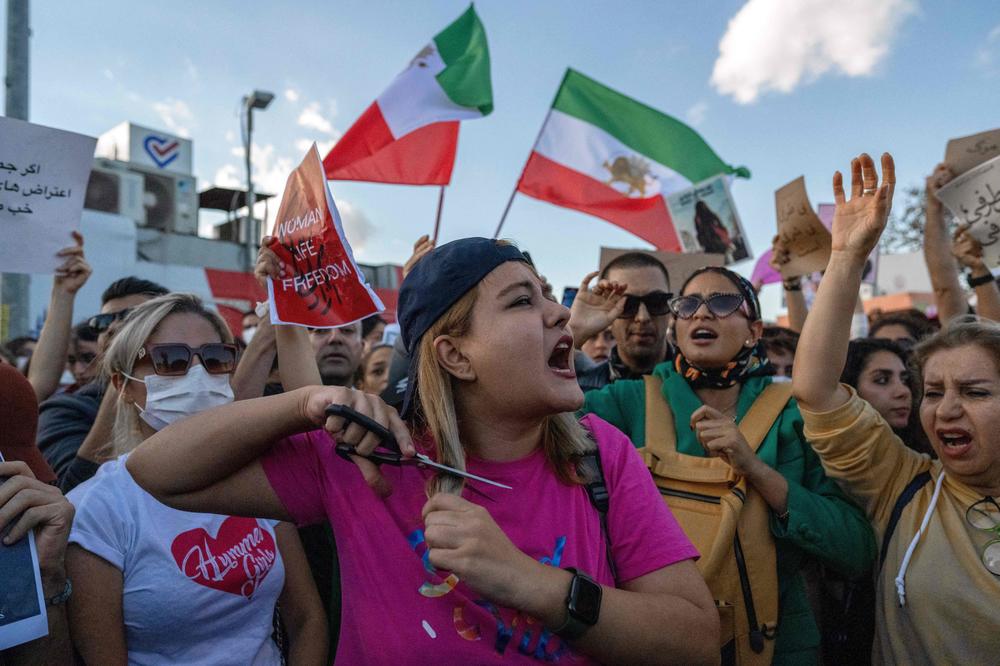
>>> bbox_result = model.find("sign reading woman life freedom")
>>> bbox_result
[266,144,384,328]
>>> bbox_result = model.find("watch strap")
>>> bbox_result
[552,568,600,641]
[967,271,995,289]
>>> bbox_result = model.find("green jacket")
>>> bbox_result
[581,363,876,665]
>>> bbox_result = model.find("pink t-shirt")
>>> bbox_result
[261,414,696,665]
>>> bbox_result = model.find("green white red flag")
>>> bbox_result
[323,5,493,185]
[516,69,749,250]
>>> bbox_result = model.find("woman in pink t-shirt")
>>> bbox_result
[128,238,717,665]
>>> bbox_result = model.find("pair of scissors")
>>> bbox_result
[325,404,512,490]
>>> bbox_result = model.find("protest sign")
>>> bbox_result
[0,451,49,651]
[599,247,725,289]
[935,154,1000,268]
[665,175,751,265]
[774,177,832,278]
[945,128,1000,177]
[267,144,384,327]
[0,116,97,275]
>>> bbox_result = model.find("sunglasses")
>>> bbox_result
[966,497,1000,576]
[669,293,746,320]
[88,308,133,333]
[136,343,239,376]
[618,291,673,319]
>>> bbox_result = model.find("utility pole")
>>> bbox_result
[2,0,31,341]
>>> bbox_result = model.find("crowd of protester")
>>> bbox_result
[1,153,999,665]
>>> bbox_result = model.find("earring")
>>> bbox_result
[745,338,754,346]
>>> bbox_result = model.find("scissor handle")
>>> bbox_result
[325,404,400,464]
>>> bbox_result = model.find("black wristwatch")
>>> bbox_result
[553,568,602,640]
[967,271,996,289]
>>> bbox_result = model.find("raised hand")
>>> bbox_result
[254,236,287,288]
[926,162,955,204]
[953,226,987,272]
[53,230,92,295]
[831,153,895,258]
[403,234,435,279]
[568,271,628,348]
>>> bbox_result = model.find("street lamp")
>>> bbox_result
[242,89,274,270]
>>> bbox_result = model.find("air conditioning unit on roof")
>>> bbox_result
[84,158,198,234]
[84,162,145,225]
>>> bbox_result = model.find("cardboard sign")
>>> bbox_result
[0,116,97,275]
[935,154,1000,268]
[599,247,725,290]
[664,175,752,265]
[774,177,832,278]
[0,451,49,650]
[945,128,1000,177]
[266,145,384,327]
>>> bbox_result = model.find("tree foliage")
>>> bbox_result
[879,186,955,254]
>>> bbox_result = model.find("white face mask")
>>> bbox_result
[123,363,234,431]
[243,326,257,342]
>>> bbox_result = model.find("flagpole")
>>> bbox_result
[492,187,517,239]
[492,108,553,239]
[433,185,446,243]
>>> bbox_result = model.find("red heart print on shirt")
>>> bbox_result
[171,517,277,599]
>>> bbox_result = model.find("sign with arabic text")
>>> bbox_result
[0,116,97,275]
[935,154,1000,268]
[774,176,832,278]
[945,128,1000,177]
[266,144,384,327]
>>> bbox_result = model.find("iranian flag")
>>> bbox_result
[323,5,492,185]
[516,69,749,250]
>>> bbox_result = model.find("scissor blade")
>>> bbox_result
[414,454,512,490]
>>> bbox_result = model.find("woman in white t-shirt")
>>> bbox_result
[65,293,327,665]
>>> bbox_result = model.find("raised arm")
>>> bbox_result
[126,385,413,520]
[923,163,966,323]
[771,235,809,332]
[247,238,323,392]
[793,153,895,413]
[28,232,91,401]
[952,226,1000,323]
[230,312,277,400]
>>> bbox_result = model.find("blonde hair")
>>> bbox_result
[101,293,234,455]
[414,273,593,496]
[913,316,1000,377]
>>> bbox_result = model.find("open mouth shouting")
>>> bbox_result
[689,327,719,346]
[937,428,974,459]
[547,335,576,379]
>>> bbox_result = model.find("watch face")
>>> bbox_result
[570,576,602,624]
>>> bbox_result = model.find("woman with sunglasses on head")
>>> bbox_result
[794,153,1000,664]
[126,238,719,665]
[64,293,327,665]
[581,264,875,665]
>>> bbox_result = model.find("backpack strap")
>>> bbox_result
[578,450,617,583]
[879,470,933,571]
[643,375,677,460]
[643,376,792,456]
[737,383,794,452]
